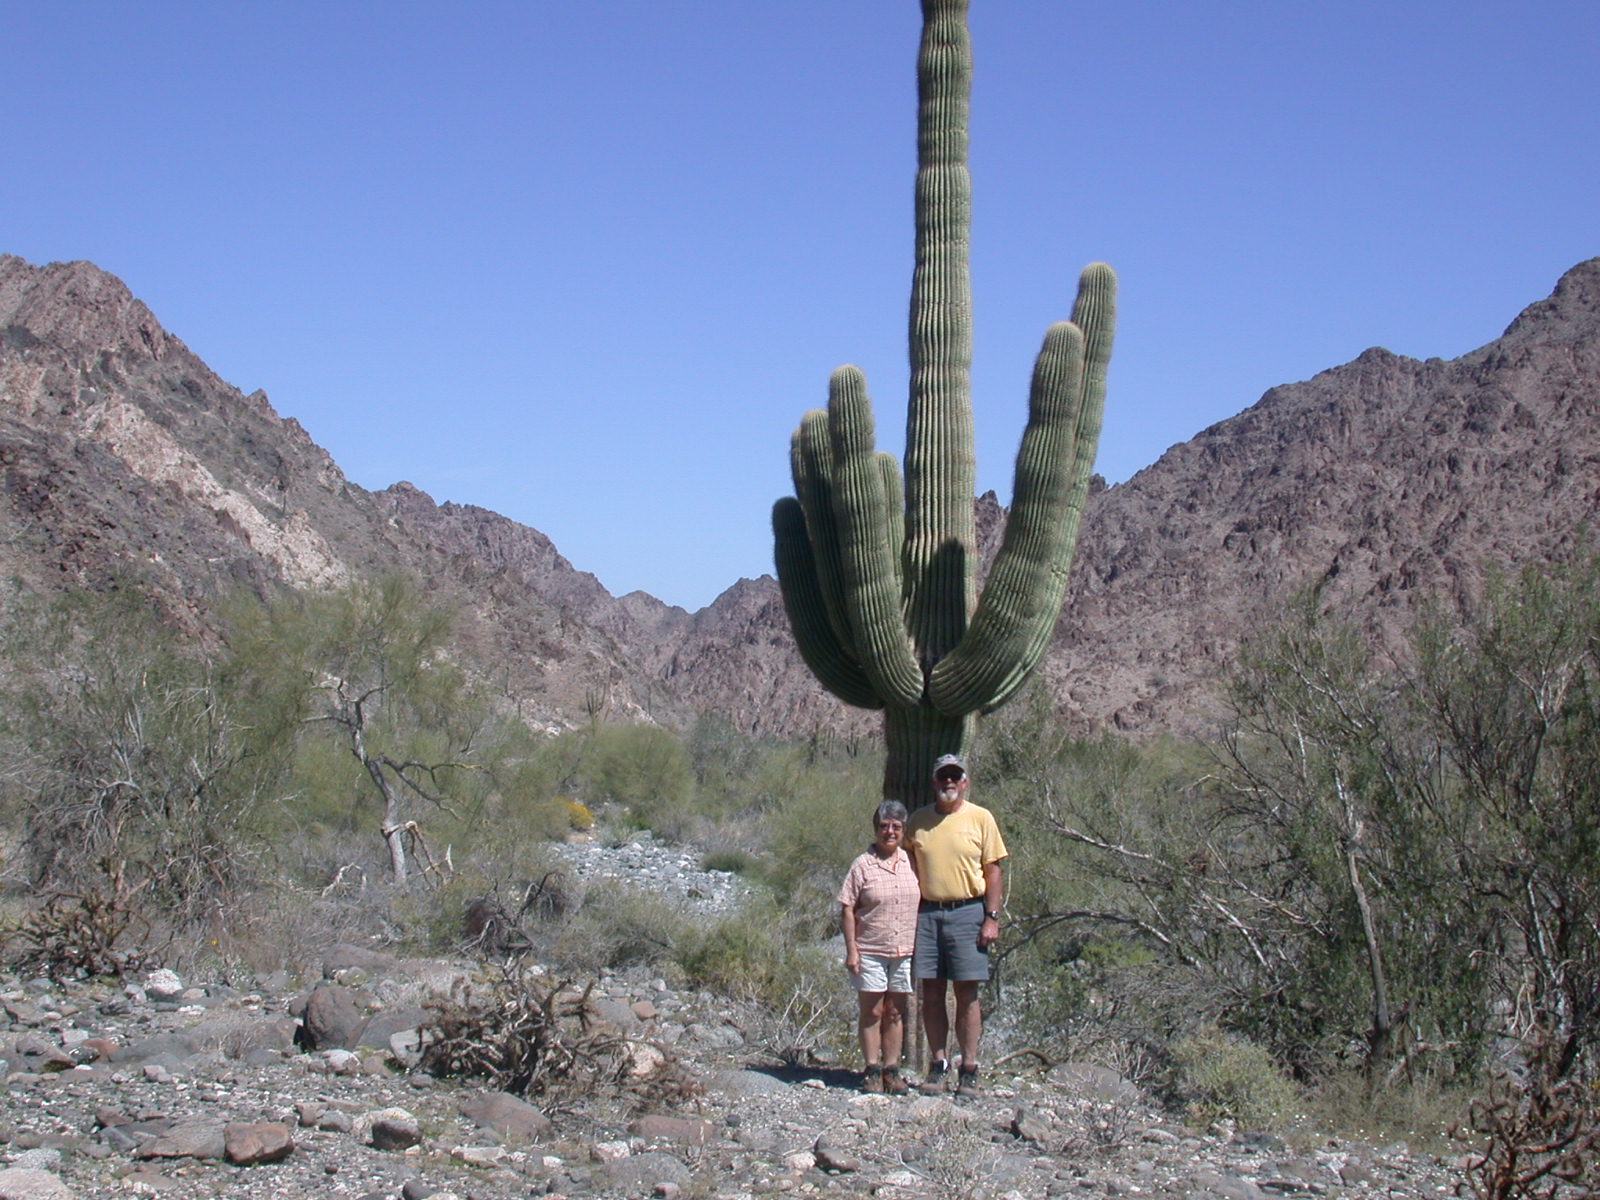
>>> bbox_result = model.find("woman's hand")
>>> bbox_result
[844,949,861,975]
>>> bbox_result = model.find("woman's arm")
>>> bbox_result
[840,904,861,975]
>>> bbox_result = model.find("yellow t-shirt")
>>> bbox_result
[905,801,1007,903]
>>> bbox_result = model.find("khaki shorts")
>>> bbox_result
[852,953,913,993]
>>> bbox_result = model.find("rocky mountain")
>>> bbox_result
[1054,257,1600,734]
[0,255,667,733]
[3,252,1598,742]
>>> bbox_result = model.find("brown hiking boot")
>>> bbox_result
[861,1067,884,1094]
[955,1066,981,1097]
[882,1066,909,1095]
[918,1059,949,1095]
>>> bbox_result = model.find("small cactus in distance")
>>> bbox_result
[772,0,1116,805]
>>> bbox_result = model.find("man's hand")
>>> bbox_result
[977,915,1000,950]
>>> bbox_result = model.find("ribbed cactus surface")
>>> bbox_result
[773,0,1116,805]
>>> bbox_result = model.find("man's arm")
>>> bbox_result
[978,860,1004,949]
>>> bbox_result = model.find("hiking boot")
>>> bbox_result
[955,1066,981,1097]
[918,1059,949,1095]
[882,1065,909,1095]
[861,1067,885,1094]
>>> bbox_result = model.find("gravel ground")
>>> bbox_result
[0,834,1479,1199]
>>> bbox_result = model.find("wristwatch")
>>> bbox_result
[984,909,1001,921]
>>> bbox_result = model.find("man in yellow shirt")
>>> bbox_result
[905,754,1007,1097]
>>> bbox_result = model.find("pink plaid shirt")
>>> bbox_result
[837,846,920,957]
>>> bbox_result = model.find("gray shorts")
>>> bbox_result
[913,900,989,982]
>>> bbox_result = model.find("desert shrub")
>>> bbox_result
[417,965,700,1107]
[976,705,1217,1057]
[545,880,692,975]
[906,1108,1014,1200]
[5,876,159,980]
[755,753,883,934]
[1306,1066,1465,1150]
[700,848,755,875]
[0,588,282,925]
[1451,1027,1600,1200]
[1169,1024,1302,1129]
[678,897,850,1062]
[585,723,691,819]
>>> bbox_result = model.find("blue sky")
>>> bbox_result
[6,2,1597,611]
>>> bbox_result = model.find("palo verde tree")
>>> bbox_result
[0,586,280,924]
[772,0,1116,804]
[229,575,481,885]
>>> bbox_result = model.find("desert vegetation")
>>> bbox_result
[2,562,1598,1192]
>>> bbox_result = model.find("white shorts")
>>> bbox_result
[852,953,913,994]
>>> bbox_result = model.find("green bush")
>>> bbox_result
[1170,1024,1302,1129]
[678,898,850,1061]
[549,881,692,974]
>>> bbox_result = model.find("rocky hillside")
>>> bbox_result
[1054,257,1600,734]
[0,256,677,732]
[3,253,1599,741]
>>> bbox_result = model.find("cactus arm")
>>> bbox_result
[772,498,884,709]
[930,263,1116,715]
[789,410,856,650]
[876,450,905,591]
[827,367,925,707]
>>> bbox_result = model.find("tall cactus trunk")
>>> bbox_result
[773,0,1116,805]
[885,707,972,810]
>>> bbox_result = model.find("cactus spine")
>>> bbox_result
[772,0,1116,806]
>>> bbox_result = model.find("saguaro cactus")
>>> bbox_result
[772,0,1116,805]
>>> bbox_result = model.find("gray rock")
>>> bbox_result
[602,1150,692,1193]
[133,1118,228,1161]
[1,1153,58,1173]
[355,1108,423,1151]
[1338,1159,1377,1186]
[1046,1061,1140,1104]
[709,1068,790,1098]
[190,1013,297,1058]
[108,1034,197,1065]
[357,1006,430,1050]
[1188,1171,1268,1200]
[143,969,184,1001]
[322,944,399,983]
[224,1122,295,1165]
[459,1091,552,1140]
[0,1168,77,1200]
[300,984,367,1051]
[1011,1106,1052,1144]
[629,1115,715,1146]
[586,997,644,1032]
[813,1134,865,1173]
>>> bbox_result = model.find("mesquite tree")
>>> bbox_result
[772,0,1116,804]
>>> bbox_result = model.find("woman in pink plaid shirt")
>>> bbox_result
[837,799,921,1094]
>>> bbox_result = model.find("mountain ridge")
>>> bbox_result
[3,252,1598,740]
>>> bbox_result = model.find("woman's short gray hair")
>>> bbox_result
[873,800,909,827]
